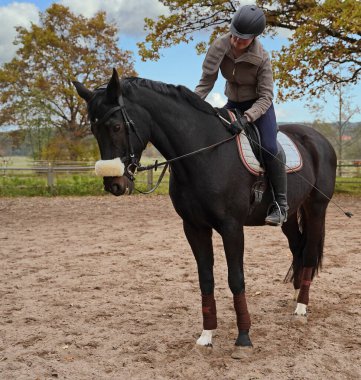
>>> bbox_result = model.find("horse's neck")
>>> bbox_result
[133,92,217,160]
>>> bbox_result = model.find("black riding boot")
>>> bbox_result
[265,149,288,226]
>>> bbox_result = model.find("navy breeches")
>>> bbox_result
[225,99,278,162]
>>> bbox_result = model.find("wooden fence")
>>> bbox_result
[1,159,361,192]
[0,162,159,191]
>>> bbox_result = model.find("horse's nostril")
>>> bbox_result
[111,183,121,194]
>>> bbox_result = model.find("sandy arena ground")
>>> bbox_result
[0,194,360,379]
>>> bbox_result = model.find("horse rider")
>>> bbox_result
[194,4,288,226]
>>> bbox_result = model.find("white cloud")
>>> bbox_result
[275,27,294,39]
[275,106,288,121]
[0,2,39,63]
[0,0,167,64]
[206,92,227,108]
[275,103,314,123]
[60,0,168,36]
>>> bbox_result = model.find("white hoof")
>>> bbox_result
[293,289,300,301]
[196,330,213,347]
[294,303,307,316]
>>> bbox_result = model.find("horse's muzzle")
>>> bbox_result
[103,176,134,196]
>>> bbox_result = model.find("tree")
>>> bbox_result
[310,82,361,175]
[137,0,360,100]
[0,4,137,159]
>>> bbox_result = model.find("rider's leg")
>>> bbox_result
[264,148,288,226]
[254,103,288,226]
[225,100,288,225]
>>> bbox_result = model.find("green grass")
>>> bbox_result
[132,170,170,195]
[0,170,170,197]
[0,173,104,196]
[335,177,361,196]
[1,170,360,197]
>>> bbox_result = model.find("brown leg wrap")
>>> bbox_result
[297,267,313,305]
[201,294,217,330]
[234,293,251,332]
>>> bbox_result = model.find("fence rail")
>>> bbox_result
[1,160,361,194]
[0,164,162,192]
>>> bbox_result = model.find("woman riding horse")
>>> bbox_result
[195,4,288,226]
[74,69,336,358]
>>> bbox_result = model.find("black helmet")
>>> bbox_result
[230,5,266,39]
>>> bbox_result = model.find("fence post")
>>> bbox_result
[47,162,54,189]
[147,169,153,191]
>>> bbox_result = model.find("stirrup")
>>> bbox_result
[265,202,287,226]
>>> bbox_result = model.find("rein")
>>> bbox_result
[93,91,353,217]
[94,92,238,193]
[134,133,237,194]
[136,134,237,172]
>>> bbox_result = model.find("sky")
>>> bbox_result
[0,0,360,123]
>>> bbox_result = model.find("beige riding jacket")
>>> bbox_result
[194,33,274,122]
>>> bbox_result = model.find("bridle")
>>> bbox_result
[91,92,145,181]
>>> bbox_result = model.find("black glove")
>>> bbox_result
[226,115,249,135]
[239,115,250,129]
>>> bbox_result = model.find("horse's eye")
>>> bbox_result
[113,124,121,133]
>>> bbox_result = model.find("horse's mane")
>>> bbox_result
[120,77,217,116]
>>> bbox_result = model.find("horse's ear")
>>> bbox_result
[73,81,93,102]
[106,68,121,102]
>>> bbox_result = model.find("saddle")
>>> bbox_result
[216,107,303,213]
[215,107,303,175]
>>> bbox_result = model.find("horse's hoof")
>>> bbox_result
[196,330,213,347]
[194,343,213,355]
[293,303,308,324]
[195,343,213,349]
[231,345,253,359]
[231,331,253,359]
[294,303,307,317]
[294,314,308,324]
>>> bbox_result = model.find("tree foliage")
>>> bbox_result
[311,83,361,168]
[0,4,136,159]
[138,0,361,100]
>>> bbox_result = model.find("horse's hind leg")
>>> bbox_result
[281,211,305,300]
[183,221,216,347]
[294,199,327,316]
[283,200,328,317]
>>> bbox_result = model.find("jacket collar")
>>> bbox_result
[223,32,264,66]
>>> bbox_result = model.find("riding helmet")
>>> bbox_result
[230,5,266,39]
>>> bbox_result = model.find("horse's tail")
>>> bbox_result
[283,206,324,283]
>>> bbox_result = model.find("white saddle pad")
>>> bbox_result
[236,131,303,175]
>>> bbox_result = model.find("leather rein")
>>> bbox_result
[92,93,237,193]
[90,92,354,217]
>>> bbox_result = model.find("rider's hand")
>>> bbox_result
[225,114,250,135]
[239,115,250,129]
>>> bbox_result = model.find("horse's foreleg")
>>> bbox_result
[221,226,252,357]
[183,221,216,347]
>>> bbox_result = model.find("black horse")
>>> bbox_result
[74,69,336,358]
